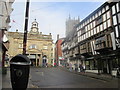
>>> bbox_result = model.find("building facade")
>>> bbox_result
[0,0,15,68]
[62,1,120,76]
[7,19,54,67]
[62,17,80,69]
[77,2,120,75]
[55,35,64,66]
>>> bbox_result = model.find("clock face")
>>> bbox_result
[32,28,37,32]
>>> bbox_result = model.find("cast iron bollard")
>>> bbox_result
[10,54,31,90]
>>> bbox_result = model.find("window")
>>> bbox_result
[84,34,86,39]
[118,13,120,23]
[86,33,88,38]
[88,25,90,30]
[94,28,96,34]
[100,24,103,31]
[81,28,85,35]
[106,5,109,11]
[106,11,110,19]
[91,29,93,36]
[85,26,87,32]
[92,15,95,20]
[19,43,23,48]
[107,19,111,27]
[43,46,48,49]
[95,13,98,18]
[102,8,105,13]
[88,31,91,37]
[115,26,119,38]
[93,21,96,27]
[90,23,93,29]
[98,10,101,16]
[103,22,107,29]
[97,26,100,33]
[30,44,37,49]
[112,5,116,15]
[116,3,119,12]
[96,16,103,25]
[103,13,106,22]
[113,15,117,25]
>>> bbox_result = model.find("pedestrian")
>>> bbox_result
[83,64,86,73]
[74,63,78,72]
[54,62,56,67]
[69,63,72,72]
[117,67,120,78]
[79,64,83,72]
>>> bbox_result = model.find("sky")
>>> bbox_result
[9,0,106,42]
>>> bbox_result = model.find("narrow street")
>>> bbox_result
[30,67,118,88]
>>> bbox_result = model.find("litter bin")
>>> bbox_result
[10,54,31,90]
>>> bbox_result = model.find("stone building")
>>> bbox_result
[0,0,15,68]
[7,19,54,67]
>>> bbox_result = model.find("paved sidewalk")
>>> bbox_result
[2,68,35,89]
[59,67,119,82]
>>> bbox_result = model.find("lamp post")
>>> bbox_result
[23,0,30,55]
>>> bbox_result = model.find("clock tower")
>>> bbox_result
[30,19,39,34]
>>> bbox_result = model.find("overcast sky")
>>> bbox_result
[9,1,106,42]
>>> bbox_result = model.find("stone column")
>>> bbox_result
[39,54,41,66]
[36,54,37,66]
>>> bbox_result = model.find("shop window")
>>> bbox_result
[113,15,117,25]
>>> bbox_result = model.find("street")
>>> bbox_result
[30,67,118,88]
